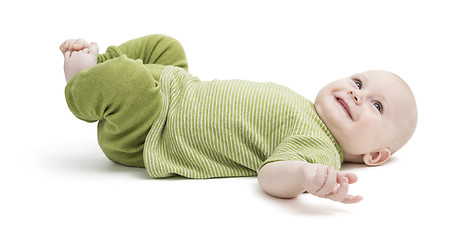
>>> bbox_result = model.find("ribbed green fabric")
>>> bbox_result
[144,66,343,179]
[65,34,343,176]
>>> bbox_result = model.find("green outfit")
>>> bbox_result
[65,34,343,178]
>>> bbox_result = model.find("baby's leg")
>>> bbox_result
[98,34,189,71]
[62,42,99,83]
[64,55,163,167]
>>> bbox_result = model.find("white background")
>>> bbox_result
[1,0,459,239]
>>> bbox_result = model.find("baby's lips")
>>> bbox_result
[335,95,355,121]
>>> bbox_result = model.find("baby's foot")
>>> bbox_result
[63,42,99,83]
[60,39,90,56]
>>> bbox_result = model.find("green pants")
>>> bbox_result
[65,35,189,167]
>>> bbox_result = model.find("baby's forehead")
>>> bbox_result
[357,70,414,112]
[356,70,417,151]
[356,71,409,94]
[354,70,399,83]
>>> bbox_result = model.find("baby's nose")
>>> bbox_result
[348,90,362,105]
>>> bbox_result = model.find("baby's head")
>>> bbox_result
[314,70,417,166]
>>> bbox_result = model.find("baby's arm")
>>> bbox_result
[258,161,363,204]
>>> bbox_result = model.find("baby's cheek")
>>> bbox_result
[346,121,381,151]
[359,120,386,144]
[351,131,373,150]
[336,128,366,155]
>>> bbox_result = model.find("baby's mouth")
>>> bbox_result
[336,97,353,120]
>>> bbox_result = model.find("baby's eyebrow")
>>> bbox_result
[349,73,362,81]
[352,73,366,81]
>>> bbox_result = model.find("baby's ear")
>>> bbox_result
[362,148,391,166]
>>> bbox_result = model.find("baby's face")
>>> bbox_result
[314,70,416,161]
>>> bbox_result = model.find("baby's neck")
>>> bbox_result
[343,152,364,164]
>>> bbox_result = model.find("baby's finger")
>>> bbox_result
[326,177,348,201]
[338,172,358,184]
[310,166,327,194]
[341,195,363,204]
[315,167,338,197]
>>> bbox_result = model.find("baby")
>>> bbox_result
[60,35,417,204]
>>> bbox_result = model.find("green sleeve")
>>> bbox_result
[259,135,342,171]
[97,34,188,71]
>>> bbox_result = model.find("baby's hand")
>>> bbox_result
[300,163,363,204]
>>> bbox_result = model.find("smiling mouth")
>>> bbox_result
[336,97,353,120]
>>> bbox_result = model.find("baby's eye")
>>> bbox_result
[354,80,362,89]
[373,101,383,113]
